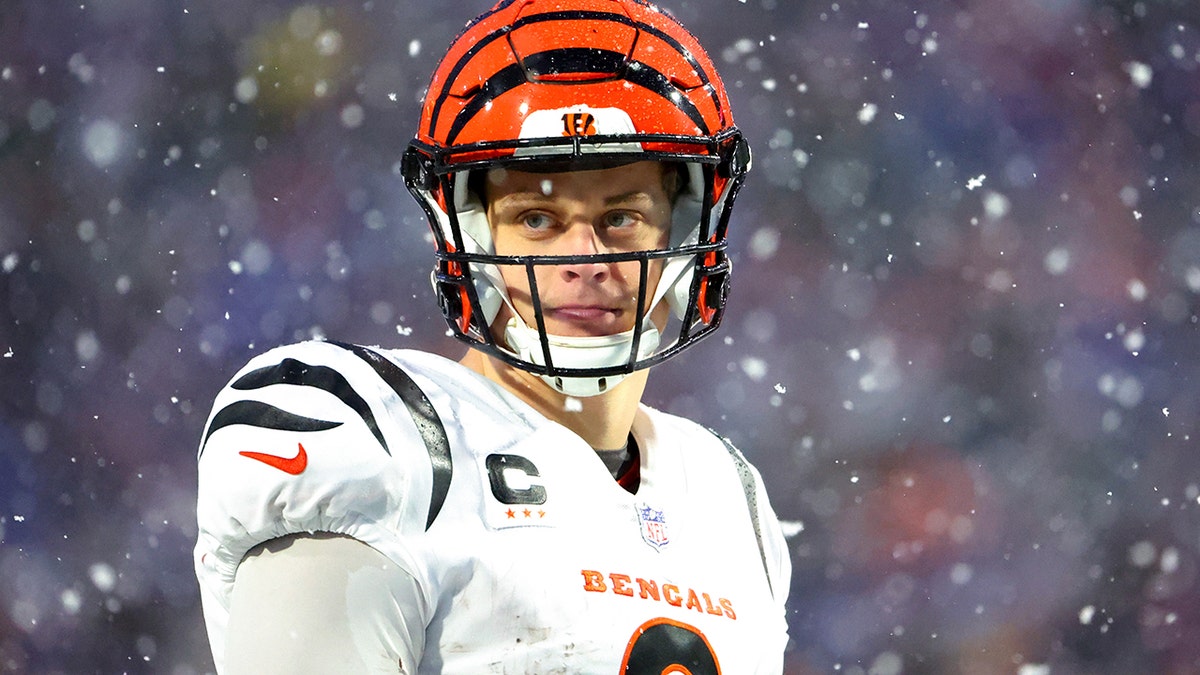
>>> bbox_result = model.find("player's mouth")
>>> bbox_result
[544,305,625,335]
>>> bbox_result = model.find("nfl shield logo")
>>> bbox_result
[636,502,669,551]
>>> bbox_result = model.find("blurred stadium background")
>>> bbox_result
[2,0,1199,672]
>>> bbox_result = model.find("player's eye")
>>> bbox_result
[521,212,555,231]
[603,212,639,229]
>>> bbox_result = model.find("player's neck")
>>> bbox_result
[459,349,646,451]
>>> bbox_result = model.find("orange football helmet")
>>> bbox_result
[403,0,750,395]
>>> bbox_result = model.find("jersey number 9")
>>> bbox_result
[620,617,720,674]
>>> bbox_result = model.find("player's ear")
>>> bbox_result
[467,170,489,209]
[662,162,688,204]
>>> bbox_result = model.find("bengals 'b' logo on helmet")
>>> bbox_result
[561,112,597,137]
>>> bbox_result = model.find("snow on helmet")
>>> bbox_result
[402,0,751,396]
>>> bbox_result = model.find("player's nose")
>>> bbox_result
[556,222,609,282]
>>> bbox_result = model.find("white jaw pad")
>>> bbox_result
[425,171,507,326]
[503,316,663,397]
[662,162,706,321]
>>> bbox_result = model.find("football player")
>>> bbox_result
[195,1,791,672]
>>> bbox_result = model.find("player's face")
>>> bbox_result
[485,161,674,338]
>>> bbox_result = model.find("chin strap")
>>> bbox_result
[502,316,662,397]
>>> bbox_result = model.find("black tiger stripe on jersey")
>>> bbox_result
[230,357,391,456]
[199,342,452,530]
[200,400,341,455]
[333,342,453,532]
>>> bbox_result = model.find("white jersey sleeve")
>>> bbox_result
[194,341,450,672]
[224,533,422,674]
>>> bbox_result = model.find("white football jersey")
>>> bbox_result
[195,340,791,673]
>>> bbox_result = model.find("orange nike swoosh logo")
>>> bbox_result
[239,443,308,475]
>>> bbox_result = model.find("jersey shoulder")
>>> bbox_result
[195,341,461,585]
[638,404,793,609]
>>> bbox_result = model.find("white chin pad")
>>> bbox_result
[503,317,662,397]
